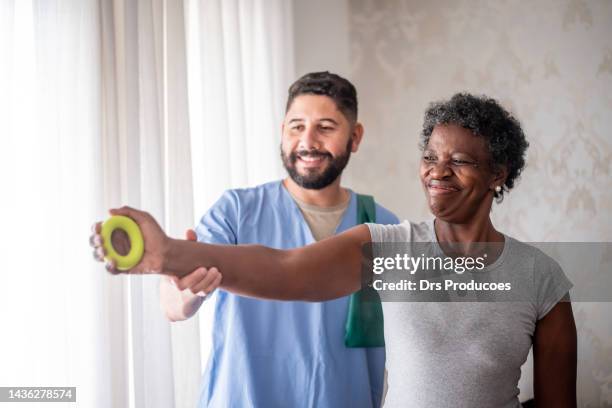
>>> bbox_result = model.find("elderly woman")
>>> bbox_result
[92,93,576,407]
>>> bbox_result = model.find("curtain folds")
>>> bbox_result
[0,0,294,406]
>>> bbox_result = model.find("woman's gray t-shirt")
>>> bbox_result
[366,219,573,408]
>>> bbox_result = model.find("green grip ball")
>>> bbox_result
[101,215,144,271]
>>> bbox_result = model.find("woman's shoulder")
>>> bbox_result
[503,236,573,318]
[505,236,562,270]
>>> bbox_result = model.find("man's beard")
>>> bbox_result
[281,138,352,190]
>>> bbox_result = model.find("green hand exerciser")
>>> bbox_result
[101,215,144,270]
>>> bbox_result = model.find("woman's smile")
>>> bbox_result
[427,179,461,195]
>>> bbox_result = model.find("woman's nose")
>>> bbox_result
[429,160,452,178]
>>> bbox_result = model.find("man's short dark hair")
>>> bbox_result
[421,93,529,201]
[286,71,358,123]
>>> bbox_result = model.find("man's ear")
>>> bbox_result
[350,122,364,153]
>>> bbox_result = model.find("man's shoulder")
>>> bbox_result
[198,180,286,242]
[224,180,282,200]
[352,191,400,224]
[214,180,283,208]
[374,202,400,224]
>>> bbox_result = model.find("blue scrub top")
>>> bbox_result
[196,181,399,408]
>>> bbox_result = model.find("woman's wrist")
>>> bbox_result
[162,237,207,278]
[162,237,181,276]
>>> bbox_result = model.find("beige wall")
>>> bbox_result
[293,0,351,77]
[294,0,612,404]
[347,0,612,243]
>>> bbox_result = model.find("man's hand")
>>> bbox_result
[168,266,222,298]
[167,229,222,298]
[90,206,169,275]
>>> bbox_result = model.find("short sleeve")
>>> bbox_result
[366,221,411,244]
[195,190,239,245]
[534,253,573,320]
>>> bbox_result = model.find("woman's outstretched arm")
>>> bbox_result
[164,225,370,301]
[91,206,372,302]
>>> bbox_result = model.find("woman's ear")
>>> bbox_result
[489,164,508,191]
[351,122,364,153]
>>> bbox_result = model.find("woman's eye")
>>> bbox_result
[453,159,476,166]
[423,155,436,162]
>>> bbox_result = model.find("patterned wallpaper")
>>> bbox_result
[344,0,612,405]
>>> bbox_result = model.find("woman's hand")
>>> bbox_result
[90,206,170,275]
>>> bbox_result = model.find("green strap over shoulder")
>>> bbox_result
[344,194,385,348]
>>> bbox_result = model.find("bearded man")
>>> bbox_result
[159,72,399,408]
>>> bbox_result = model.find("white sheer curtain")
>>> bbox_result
[0,1,121,407]
[183,0,294,390]
[185,0,293,208]
[0,0,293,407]
[99,0,189,407]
